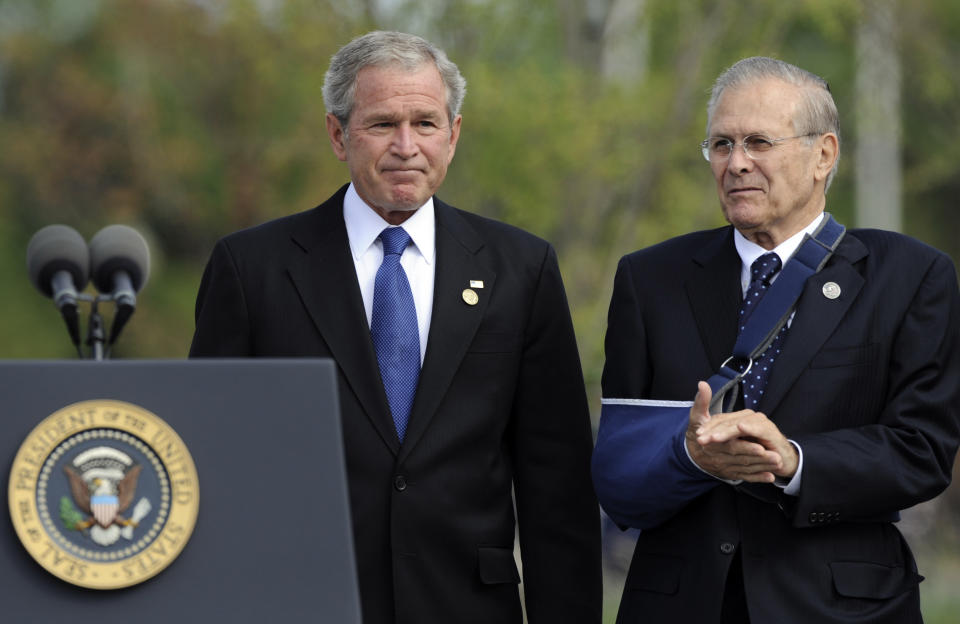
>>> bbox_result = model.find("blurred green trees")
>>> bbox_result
[1,1,959,620]
[3,0,958,368]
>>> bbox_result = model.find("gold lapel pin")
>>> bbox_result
[462,288,479,306]
[470,280,484,289]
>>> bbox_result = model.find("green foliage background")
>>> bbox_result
[1,1,958,620]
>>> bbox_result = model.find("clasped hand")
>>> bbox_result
[685,381,798,483]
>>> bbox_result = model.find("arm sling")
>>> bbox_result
[592,215,845,528]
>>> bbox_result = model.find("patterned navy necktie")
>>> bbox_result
[370,227,420,443]
[738,252,786,410]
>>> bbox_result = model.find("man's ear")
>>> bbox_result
[445,114,462,165]
[814,132,839,183]
[326,113,348,162]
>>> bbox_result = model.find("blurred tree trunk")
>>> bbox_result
[601,0,648,84]
[559,0,611,72]
[855,0,902,231]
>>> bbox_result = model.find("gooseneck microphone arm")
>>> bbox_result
[49,270,84,356]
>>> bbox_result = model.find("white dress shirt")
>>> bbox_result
[687,213,825,493]
[343,183,435,365]
[731,212,825,495]
[733,212,825,307]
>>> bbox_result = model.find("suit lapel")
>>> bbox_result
[759,234,868,417]
[685,228,743,369]
[399,201,495,462]
[285,188,400,455]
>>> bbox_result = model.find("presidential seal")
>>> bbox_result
[8,399,199,589]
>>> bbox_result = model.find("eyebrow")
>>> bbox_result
[360,109,445,125]
[708,131,771,139]
[359,111,398,124]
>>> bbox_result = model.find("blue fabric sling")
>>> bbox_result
[593,215,845,529]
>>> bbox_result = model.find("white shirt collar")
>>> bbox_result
[343,183,435,264]
[733,212,825,273]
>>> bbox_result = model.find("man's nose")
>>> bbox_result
[390,124,418,158]
[726,142,754,174]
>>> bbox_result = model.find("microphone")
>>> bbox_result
[26,225,91,349]
[89,225,151,345]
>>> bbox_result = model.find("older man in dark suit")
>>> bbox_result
[593,57,960,624]
[190,31,601,624]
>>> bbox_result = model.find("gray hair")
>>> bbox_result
[707,56,840,191]
[322,31,467,130]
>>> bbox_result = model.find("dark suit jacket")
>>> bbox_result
[596,224,960,624]
[190,185,602,624]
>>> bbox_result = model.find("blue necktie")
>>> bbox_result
[370,227,420,443]
[738,252,786,409]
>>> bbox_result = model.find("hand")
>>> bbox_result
[686,382,798,483]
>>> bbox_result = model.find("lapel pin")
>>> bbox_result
[462,288,479,306]
[470,280,484,289]
[822,281,841,300]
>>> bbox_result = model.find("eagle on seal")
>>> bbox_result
[64,463,143,530]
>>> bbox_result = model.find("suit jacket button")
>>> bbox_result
[394,475,407,491]
[720,542,736,555]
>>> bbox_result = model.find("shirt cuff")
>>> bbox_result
[773,440,803,495]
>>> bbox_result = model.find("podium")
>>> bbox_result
[1,359,362,623]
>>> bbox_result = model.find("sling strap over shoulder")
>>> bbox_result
[706,214,846,414]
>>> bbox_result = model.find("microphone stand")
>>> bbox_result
[85,297,106,361]
[76,293,119,361]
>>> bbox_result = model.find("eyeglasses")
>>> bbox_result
[700,133,817,163]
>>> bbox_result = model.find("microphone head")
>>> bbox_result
[89,225,151,294]
[26,225,90,298]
